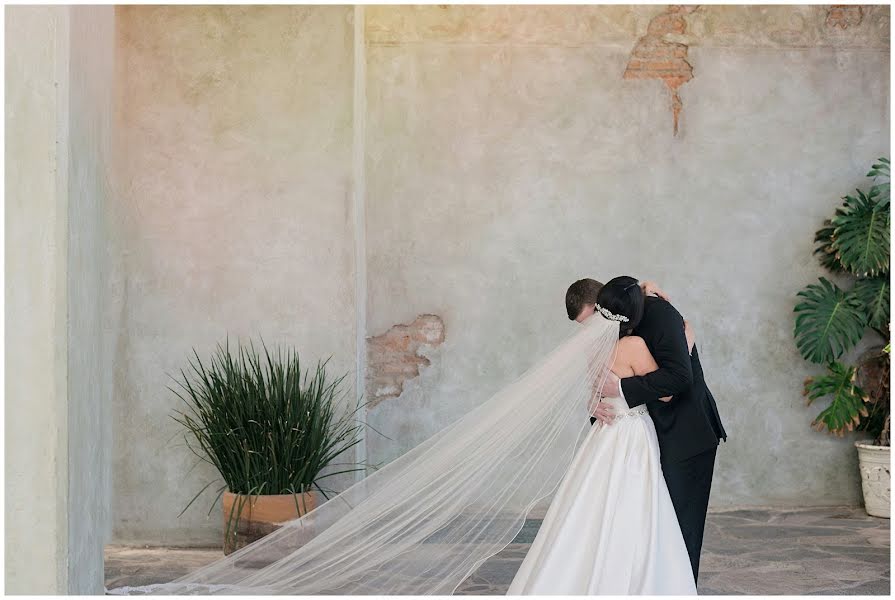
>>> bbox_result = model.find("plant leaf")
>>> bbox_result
[851,277,890,331]
[831,189,890,276]
[813,219,845,273]
[870,181,890,209]
[867,157,890,208]
[867,157,890,179]
[804,361,868,435]
[794,278,867,364]
[855,346,891,445]
[169,338,368,518]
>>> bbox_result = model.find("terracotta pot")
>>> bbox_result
[855,442,890,519]
[222,491,317,554]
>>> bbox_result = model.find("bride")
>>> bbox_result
[109,280,697,596]
[506,279,696,594]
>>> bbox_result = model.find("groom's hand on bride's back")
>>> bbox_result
[639,280,669,301]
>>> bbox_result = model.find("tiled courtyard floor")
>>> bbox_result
[106,506,890,595]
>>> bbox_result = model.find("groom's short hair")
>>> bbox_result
[566,278,604,320]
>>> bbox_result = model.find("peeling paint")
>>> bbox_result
[826,5,864,30]
[366,314,445,408]
[624,5,700,136]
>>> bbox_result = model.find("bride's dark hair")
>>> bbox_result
[596,276,645,337]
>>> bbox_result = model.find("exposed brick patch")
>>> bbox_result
[826,5,864,29]
[624,5,699,136]
[366,314,445,408]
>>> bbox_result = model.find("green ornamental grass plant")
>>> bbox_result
[170,338,368,544]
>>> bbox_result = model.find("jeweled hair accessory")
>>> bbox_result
[595,304,629,323]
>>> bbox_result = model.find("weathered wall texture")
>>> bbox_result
[5,5,115,593]
[111,6,357,545]
[108,5,889,545]
[362,4,890,506]
[366,314,445,408]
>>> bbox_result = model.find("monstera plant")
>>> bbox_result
[793,157,890,517]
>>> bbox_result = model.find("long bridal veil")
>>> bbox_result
[109,314,620,595]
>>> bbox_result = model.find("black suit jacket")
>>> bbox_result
[620,296,727,464]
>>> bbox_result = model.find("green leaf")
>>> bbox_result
[804,361,868,436]
[831,188,890,276]
[867,156,890,207]
[851,277,890,331]
[866,156,890,180]
[794,278,867,364]
[169,338,370,519]
[813,219,845,273]
[866,181,890,208]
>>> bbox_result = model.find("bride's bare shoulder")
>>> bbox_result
[612,336,649,377]
[616,335,659,376]
[617,335,648,355]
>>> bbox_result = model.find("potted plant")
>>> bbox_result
[794,156,890,518]
[171,338,368,553]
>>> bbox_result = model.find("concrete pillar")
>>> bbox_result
[5,5,114,594]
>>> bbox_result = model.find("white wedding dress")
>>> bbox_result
[506,393,697,595]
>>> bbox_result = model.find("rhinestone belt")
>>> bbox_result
[609,405,649,422]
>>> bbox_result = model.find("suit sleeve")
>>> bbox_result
[620,301,694,408]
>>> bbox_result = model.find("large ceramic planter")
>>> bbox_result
[222,491,317,554]
[855,442,890,518]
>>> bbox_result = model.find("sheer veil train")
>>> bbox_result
[108,314,620,595]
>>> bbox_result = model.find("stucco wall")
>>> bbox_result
[108,5,889,545]
[5,5,115,593]
[111,5,357,545]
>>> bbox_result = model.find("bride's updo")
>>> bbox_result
[595,276,645,337]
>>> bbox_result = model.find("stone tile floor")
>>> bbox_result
[106,506,890,595]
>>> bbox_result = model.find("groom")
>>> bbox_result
[565,276,727,583]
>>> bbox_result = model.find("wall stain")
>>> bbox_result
[623,5,699,136]
[366,314,445,408]
[826,5,864,30]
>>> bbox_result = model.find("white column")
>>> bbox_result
[5,5,114,593]
[6,6,72,593]
[352,5,369,480]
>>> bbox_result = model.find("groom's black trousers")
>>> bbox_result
[661,445,717,583]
